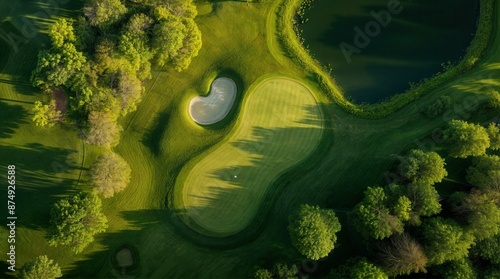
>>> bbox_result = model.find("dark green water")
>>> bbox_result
[300,0,480,103]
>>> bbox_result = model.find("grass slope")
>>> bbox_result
[0,0,499,278]
[177,77,323,236]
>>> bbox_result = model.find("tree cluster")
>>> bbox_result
[47,191,108,254]
[288,204,341,260]
[352,149,446,241]
[420,95,452,118]
[31,0,202,148]
[444,119,499,158]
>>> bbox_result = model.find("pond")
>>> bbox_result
[299,0,480,104]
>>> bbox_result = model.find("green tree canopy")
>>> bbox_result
[400,149,447,185]
[31,100,62,127]
[444,120,490,158]
[49,19,76,48]
[452,189,500,240]
[152,5,202,71]
[406,182,442,224]
[330,258,388,279]
[31,43,86,89]
[467,155,500,191]
[83,0,128,27]
[422,217,475,265]
[288,204,341,260]
[393,196,412,222]
[486,123,500,150]
[353,187,404,239]
[253,268,273,279]
[85,107,122,147]
[433,258,477,279]
[472,232,500,265]
[488,90,500,109]
[48,191,108,253]
[19,255,62,279]
[378,234,428,276]
[90,152,132,198]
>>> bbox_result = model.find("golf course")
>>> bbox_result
[0,0,499,278]
[179,77,323,236]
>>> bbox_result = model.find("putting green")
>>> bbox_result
[178,77,324,236]
[189,77,237,125]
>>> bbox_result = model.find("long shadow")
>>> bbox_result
[0,143,80,230]
[0,0,83,94]
[141,110,171,156]
[0,101,28,139]
[172,102,334,247]
[63,206,273,278]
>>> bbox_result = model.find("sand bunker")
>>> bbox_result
[189,77,237,125]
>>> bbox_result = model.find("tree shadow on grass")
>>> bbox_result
[0,101,28,139]
[173,102,333,246]
[141,110,170,156]
[0,143,80,230]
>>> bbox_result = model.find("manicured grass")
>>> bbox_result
[1,0,500,278]
[177,77,323,236]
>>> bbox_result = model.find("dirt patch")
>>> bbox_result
[52,88,67,114]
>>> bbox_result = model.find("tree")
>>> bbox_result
[378,234,428,276]
[48,191,108,254]
[421,217,475,265]
[406,182,441,222]
[288,204,341,260]
[31,100,62,127]
[90,152,132,198]
[86,108,121,147]
[467,155,500,191]
[483,268,500,279]
[19,255,62,279]
[353,187,404,239]
[273,263,298,279]
[48,19,76,48]
[170,17,202,71]
[31,43,86,89]
[252,263,298,279]
[472,233,500,265]
[152,6,202,71]
[116,69,143,115]
[253,268,273,279]
[452,189,500,240]
[400,150,447,185]
[434,258,477,279]
[330,258,388,279]
[486,123,500,150]
[420,95,452,118]
[487,90,500,109]
[444,120,490,158]
[83,0,127,27]
[393,196,412,222]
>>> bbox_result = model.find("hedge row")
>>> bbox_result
[276,0,495,118]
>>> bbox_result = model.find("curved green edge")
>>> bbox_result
[173,75,326,237]
[272,0,495,118]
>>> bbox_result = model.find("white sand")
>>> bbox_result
[189,77,237,125]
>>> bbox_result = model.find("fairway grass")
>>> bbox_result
[177,77,324,236]
[1,0,500,278]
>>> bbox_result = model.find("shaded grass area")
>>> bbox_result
[0,0,500,278]
[175,77,324,237]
